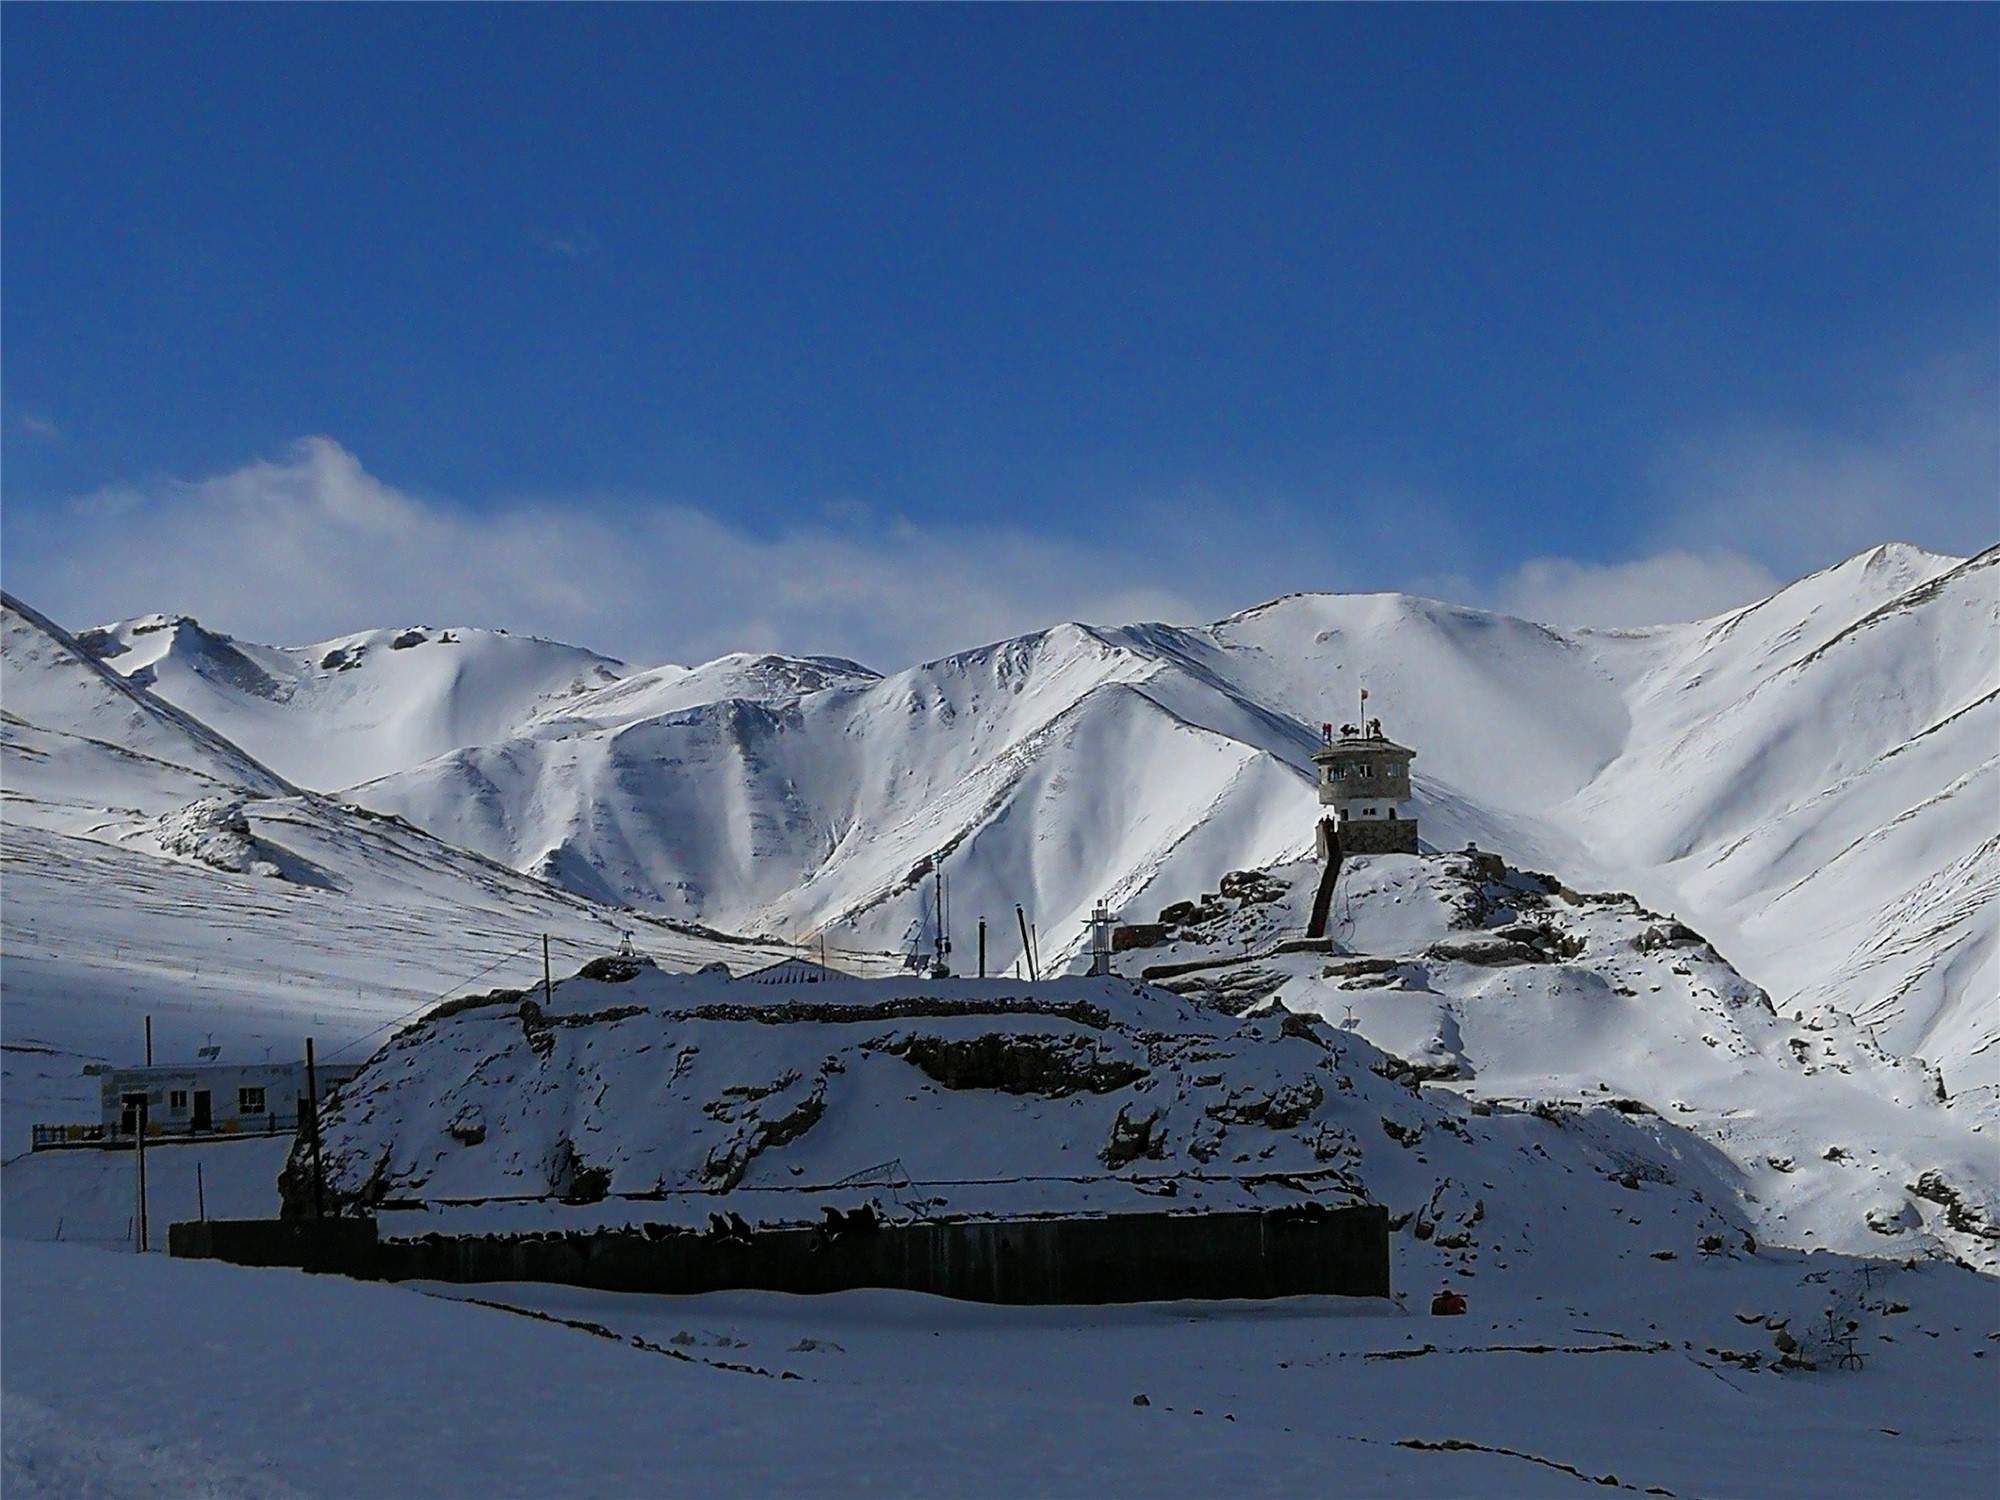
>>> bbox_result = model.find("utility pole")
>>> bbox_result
[543,935,553,1010]
[136,1006,152,1251]
[197,1160,207,1222]
[1015,906,1039,983]
[977,918,987,980]
[304,1037,325,1220]
[134,1094,149,1252]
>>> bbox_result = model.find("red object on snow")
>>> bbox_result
[1430,1289,1468,1316]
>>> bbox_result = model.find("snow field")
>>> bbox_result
[4,1238,1993,1499]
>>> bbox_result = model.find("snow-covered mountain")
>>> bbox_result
[0,593,874,1156]
[3,593,294,832]
[75,542,1993,1098]
[71,612,628,790]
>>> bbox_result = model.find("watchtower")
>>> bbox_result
[1312,716,1418,857]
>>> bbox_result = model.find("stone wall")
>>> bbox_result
[1336,820,1419,856]
[1316,747,1414,805]
[172,1203,1392,1304]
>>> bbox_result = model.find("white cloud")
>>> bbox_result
[532,228,601,260]
[1659,359,1997,574]
[5,438,1227,669]
[1491,550,1782,629]
[1481,360,1995,630]
[9,361,1988,663]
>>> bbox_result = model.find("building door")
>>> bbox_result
[120,1092,146,1135]
[192,1090,212,1132]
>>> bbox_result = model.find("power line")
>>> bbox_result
[321,936,547,1061]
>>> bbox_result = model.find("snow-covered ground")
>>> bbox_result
[5,1237,1994,1499]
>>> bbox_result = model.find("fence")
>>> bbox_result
[170,1202,1392,1305]
[30,1116,303,1151]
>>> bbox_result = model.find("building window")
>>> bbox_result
[238,1086,267,1115]
[169,1090,188,1112]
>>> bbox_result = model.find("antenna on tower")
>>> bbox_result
[930,857,952,977]
[1085,902,1115,977]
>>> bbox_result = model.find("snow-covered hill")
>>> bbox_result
[301,850,1994,1270]
[90,542,1982,1097]
[3,593,293,833]
[1106,848,1995,1271]
[308,962,1758,1288]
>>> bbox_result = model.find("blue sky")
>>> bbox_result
[4,6,1994,666]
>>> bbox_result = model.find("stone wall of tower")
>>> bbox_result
[1336,819,1420,856]
[1315,746,1414,806]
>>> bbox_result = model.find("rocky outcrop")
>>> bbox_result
[701,1080,829,1191]
[1426,935,1542,966]
[1909,1170,1999,1241]
[885,1033,1146,1097]
[1101,1104,1166,1168]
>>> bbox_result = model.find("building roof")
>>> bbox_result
[1312,733,1415,760]
[740,956,846,985]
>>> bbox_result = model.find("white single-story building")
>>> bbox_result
[99,1059,363,1139]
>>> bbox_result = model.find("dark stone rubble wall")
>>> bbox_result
[1336,821,1420,857]
[172,1203,1392,1304]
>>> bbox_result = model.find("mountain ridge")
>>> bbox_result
[41,541,1999,1094]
